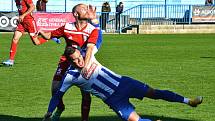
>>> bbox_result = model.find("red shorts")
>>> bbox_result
[53,55,70,81]
[16,18,37,34]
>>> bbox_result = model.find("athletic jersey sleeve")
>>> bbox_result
[88,29,98,44]
[25,0,33,4]
[96,28,102,50]
[51,26,65,38]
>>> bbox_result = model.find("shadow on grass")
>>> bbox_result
[200,56,215,59]
[0,114,196,121]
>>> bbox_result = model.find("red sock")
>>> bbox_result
[9,41,17,60]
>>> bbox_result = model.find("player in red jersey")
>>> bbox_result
[2,0,60,66]
[39,4,100,121]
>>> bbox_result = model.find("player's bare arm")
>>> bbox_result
[19,3,35,22]
[81,43,95,76]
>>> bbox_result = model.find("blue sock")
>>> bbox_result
[153,89,184,103]
[139,118,152,121]
[48,91,65,113]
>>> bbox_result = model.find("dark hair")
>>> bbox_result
[64,46,76,61]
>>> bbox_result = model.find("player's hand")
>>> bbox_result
[88,5,97,20]
[81,66,89,79]
[18,15,25,23]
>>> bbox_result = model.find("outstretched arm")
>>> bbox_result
[39,25,65,40]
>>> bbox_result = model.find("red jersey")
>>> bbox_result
[15,0,33,19]
[51,22,98,49]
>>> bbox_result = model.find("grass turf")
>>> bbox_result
[0,33,214,121]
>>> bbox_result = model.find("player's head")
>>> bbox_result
[64,46,76,62]
[72,4,89,20]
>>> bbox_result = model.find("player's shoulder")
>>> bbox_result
[25,0,33,3]
[84,23,97,33]
[87,23,96,29]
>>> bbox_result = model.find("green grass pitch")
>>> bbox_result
[0,33,215,121]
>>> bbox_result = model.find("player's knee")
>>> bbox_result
[128,112,139,121]
[29,33,40,45]
[30,36,40,45]
[12,38,19,43]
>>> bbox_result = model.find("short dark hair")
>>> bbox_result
[64,46,76,61]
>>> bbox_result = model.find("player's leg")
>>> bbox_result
[51,57,70,121]
[122,76,202,107]
[43,65,79,121]
[2,30,23,66]
[23,19,59,45]
[22,19,47,45]
[145,87,203,107]
[80,90,91,121]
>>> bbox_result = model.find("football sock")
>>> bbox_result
[57,99,65,110]
[48,91,65,113]
[183,98,190,104]
[138,118,152,121]
[81,98,91,121]
[153,89,184,103]
[9,41,17,60]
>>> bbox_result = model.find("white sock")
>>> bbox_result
[183,98,190,104]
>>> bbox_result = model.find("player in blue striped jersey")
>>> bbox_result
[42,47,203,121]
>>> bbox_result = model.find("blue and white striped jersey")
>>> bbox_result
[60,57,122,101]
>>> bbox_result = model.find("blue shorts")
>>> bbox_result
[105,76,149,121]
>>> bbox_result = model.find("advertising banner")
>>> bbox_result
[0,12,18,31]
[0,12,75,32]
[33,12,75,32]
[192,6,215,22]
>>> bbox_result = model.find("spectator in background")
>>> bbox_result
[205,0,213,6]
[36,0,48,12]
[115,2,123,32]
[101,2,111,31]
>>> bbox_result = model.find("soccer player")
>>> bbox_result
[2,0,60,66]
[39,4,101,121]
[42,46,203,121]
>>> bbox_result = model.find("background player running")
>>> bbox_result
[2,0,60,66]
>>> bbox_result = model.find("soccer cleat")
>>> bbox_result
[188,96,203,107]
[42,112,52,121]
[2,59,14,66]
[51,108,65,121]
[51,38,61,44]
